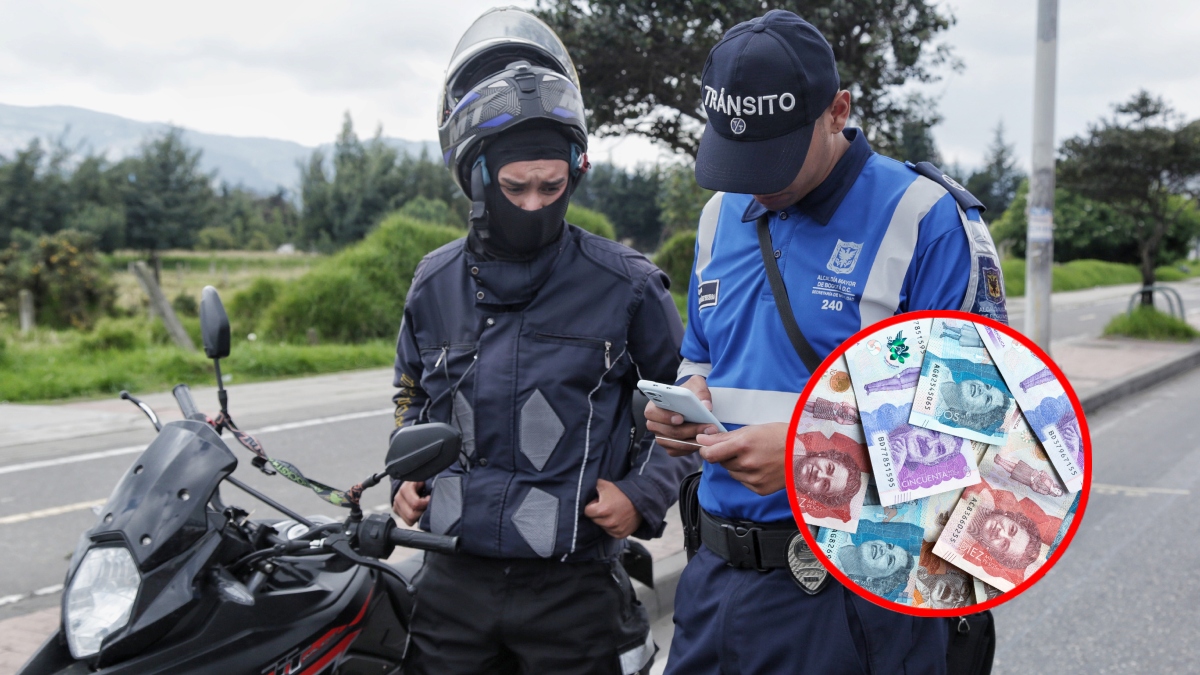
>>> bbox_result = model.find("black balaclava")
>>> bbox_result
[475,126,575,260]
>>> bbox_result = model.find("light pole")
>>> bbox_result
[1025,0,1058,351]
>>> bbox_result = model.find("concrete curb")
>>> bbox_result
[1078,342,1200,415]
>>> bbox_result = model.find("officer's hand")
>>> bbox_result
[644,375,719,457]
[393,481,430,527]
[696,423,789,496]
[584,479,643,539]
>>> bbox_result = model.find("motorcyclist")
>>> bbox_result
[389,8,691,674]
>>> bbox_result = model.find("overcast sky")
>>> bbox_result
[1,1,1198,172]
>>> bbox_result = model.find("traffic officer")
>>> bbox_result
[390,8,691,675]
[649,10,1007,674]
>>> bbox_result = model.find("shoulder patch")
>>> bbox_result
[905,161,985,214]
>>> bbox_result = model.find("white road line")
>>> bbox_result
[33,584,63,596]
[1092,483,1190,497]
[0,500,107,525]
[0,594,24,607]
[0,408,393,477]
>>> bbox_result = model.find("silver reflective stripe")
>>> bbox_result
[429,475,462,535]
[694,192,725,283]
[709,387,800,427]
[512,487,559,558]
[859,177,949,329]
[957,209,1003,312]
[519,389,564,471]
[452,391,475,457]
[677,358,713,381]
[619,632,656,674]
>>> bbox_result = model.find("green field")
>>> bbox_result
[1000,259,1196,297]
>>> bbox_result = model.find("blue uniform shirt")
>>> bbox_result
[681,129,1007,523]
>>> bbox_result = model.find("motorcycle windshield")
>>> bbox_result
[85,420,237,572]
[446,7,578,92]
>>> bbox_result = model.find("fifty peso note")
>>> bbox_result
[978,325,1085,492]
[933,418,1075,591]
[793,355,872,533]
[847,319,982,506]
[909,319,1018,445]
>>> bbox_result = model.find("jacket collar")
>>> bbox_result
[467,226,569,306]
[741,128,872,226]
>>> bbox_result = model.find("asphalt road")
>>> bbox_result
[1007,278,1200,341]
[991,364,1200,674]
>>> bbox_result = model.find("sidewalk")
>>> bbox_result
[3,329,1200,673]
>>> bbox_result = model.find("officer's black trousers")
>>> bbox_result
[404,551,653,675]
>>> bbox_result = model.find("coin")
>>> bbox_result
[829,370,851,392]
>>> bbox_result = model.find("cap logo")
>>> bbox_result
[703,86,796,118]
[730,118,746,135]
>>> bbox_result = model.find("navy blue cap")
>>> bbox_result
[694,10,840,195]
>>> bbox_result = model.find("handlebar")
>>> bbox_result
[173,384,206,421]
[389,527,459,555]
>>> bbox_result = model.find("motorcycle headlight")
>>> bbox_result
[64,546,141,659]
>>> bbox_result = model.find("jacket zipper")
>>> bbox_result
[533,333,613,368]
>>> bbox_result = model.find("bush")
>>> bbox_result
[261,213,463,343]
[653,230,697,294]
[150,315,202,348]
[229,277,283,335]
[78,318,147,353]
[1103,306,1199,341]
[0,229,116,329]
[566,204,616,240]
[1001,258,1149,297]
[196,227,238,251]
[172,291,199,317]
[398,197,456,226]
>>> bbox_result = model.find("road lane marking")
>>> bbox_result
[0,408,393,477]
[0,584,63,608]
[1091,483,1190,497]
[1077,313,1096,321]
[0,499,107,525]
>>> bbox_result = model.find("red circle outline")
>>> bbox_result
[784,309,1092,617]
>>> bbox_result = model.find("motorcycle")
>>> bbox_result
[18,286,463,675]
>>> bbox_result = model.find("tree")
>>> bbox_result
[534,0,958,158]
[990,181,1200,265]
[122,128,217,274]
[572,163,663,249]
[966,122,1025,219]
[1058,92,1200,303]
[657,161,712,241]
[299,115,468,249]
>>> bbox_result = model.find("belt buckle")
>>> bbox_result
[721,522,766,572]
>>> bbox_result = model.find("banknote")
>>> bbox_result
[978,325,1085,493]
[817,504,975,609]
[909,319,1019,445]
[932,419,1075,591]
[973,578,1003,604]
[847,319,982,506]
[1048,491,1082,557]
[793,355,872,533]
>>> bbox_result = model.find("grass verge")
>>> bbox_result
[1102,306,1199,342]
[0,327,393,403]
[1000,259,1197,297]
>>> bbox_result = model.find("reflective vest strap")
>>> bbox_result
[859,176,948,329]
[694,192,725,283]
[709,387,800,427]
[957,207,1003,313]
[678,358,713,381]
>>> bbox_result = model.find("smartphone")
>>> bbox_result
[637,380,727,433]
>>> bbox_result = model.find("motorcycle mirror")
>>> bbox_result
[200,286,231,360]
[385,423,461,483]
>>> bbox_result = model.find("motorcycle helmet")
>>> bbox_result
[437,7,589,239]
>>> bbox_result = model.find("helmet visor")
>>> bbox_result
[447,8,578,93]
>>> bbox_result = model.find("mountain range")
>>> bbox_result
[0,103,440,194]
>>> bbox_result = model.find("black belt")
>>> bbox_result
[699,509,798,571]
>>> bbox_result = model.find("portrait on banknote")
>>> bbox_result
[793,430,870,531]
[818,515,923,603]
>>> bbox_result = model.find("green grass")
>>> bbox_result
[1103,305,1199,341]
[0,323,392,403]
[104,249,322,273]
[1000,259,1197,297]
